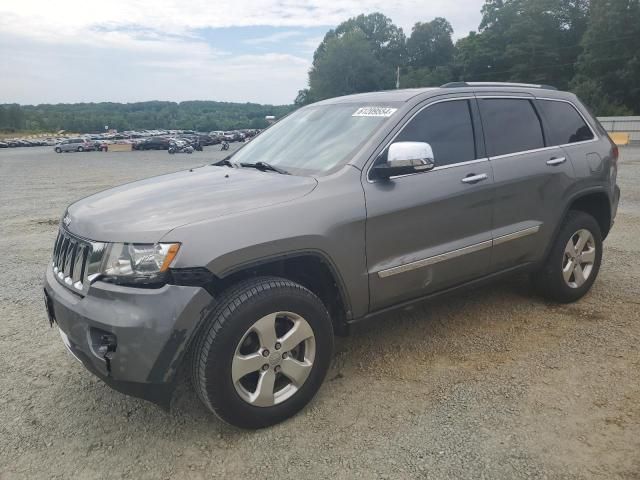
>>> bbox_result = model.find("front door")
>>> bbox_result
[363,97,494,311]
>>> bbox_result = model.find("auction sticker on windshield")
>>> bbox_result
[352,107,397,117]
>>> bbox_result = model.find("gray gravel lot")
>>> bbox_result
[1,145,639,479]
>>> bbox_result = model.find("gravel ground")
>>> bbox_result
[1,145,639,480]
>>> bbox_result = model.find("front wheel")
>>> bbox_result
[531,210,603,303]
[77,146,84,152]
[55,147,61,153]
[191,277,334,429]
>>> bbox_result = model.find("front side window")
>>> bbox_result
[537,99,594,145]
[479,99,545,157]
[229,103,398,175]
[381,99,477,168]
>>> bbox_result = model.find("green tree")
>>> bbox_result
[456,0,589,89]
[407,18,454,68]
[304,13,405,102]
[571,0,640,114]
[309,30,389,100]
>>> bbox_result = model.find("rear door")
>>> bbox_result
[477,95,574,270]
[363,96,494,311]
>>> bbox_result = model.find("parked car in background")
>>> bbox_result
[93,140,109,152]
[135,137,171,150]
[221,131,237,142]
[54,138,95,153]
[0,141,8,148]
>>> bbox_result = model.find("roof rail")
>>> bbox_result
[440,81,558,91]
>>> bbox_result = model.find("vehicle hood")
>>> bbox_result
[65,165,318,243]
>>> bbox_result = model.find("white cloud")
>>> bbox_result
[0,0,483,104]
[244,31,305,44]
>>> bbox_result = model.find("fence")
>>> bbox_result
[597,116,640,144]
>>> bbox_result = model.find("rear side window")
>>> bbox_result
[393,99,477,167]
[537,99,594,145]
[478,99,544,157]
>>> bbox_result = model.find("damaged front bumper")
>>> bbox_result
[43,265,214,409]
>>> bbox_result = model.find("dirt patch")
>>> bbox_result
[1,146,639,479]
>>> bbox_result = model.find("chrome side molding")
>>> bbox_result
[377,225,541,278]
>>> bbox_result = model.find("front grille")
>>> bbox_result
[52,228,105,295]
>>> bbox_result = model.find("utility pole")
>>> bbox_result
[396,66,400,89]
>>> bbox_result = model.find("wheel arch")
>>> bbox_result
[209,251,353,335]
[541,188,612,263]
[566,190,612,240]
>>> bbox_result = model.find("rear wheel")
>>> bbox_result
[531,210,603,303]
[191,277,334,429]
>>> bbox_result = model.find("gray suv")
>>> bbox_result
[54,138,94,153]
[43,82,620,428]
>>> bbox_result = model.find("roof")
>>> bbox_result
[313,82,569,105]
[313,88,438,105]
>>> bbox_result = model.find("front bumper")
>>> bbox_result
[44,266,214,408]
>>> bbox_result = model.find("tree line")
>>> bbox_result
[297,0,640,115]
[0,101,294,134]
[2,0,637,135]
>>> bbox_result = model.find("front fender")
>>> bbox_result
[161,167,370,318]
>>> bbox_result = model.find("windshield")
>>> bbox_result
[229,103,399,175]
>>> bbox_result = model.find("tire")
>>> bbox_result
[54,147,61,153]
[77,146,84,152]
[191,276,334,429]
[531,210,603,303]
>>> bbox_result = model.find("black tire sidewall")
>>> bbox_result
[540,211,603,302]
[196,279,333,428]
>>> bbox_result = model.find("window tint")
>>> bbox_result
[537,100,594,145]
[391,100,477,167]
[479,99,544,157]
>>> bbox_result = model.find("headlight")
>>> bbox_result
[101,242,180,286]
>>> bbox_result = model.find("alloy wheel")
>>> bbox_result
[232,311,315,407]
[562,229,596,288]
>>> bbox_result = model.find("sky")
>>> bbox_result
[0,0,484,106]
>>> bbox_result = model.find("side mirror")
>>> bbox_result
[372,142,435,180]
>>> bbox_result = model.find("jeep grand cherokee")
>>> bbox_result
[44,82,620,428]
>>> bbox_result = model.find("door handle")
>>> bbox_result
[546,156,566,166]
[461,173,488,184]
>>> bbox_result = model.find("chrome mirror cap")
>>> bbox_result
[387,142,435,171]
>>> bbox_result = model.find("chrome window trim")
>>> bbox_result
[376,225,540,278]
[476,96,599,160]
[475,95,534,100]
[383,157,490,181]
[366,96,478,183]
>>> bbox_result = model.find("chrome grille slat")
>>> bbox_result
[72,245,84,284]
[51,227,102,296]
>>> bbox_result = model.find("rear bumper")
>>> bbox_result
[612,184,620,224]
[44,266,214,408]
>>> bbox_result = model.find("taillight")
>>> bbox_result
[608,134,619,165]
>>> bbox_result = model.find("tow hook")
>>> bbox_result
[97,334,117,374]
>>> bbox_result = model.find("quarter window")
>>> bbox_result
[537,100,594,145]
[386,99,477,167]
[479,99,545,157]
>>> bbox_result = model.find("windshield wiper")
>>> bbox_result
[239,161,289,175]
[212,158,234,167]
